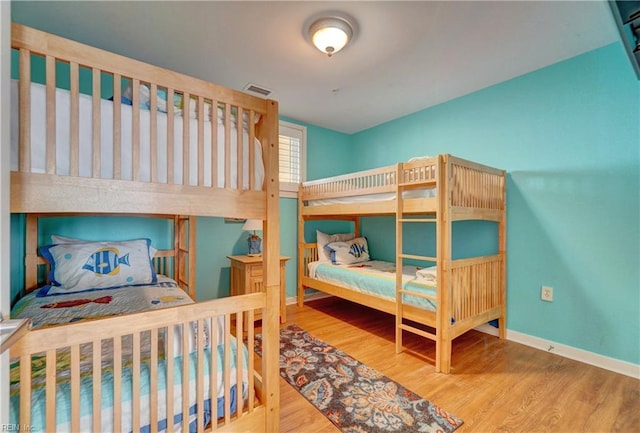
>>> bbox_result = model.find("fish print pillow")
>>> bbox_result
[39,238,157,295]
[324,237,370,265]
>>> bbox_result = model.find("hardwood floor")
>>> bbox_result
[277,297,640,433]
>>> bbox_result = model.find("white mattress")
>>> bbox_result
[10,80,264,189]
[308,188,436,206]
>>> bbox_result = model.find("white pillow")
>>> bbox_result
[40,238,157,295]
[324,237,370,265]
[51,235,158,258]
[316,230,356,262]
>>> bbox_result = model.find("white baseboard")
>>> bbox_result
[474,325,639,380]
[290,294,639,380]
[507,329,639,379]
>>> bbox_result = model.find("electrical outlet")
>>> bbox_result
[541,286,553,302]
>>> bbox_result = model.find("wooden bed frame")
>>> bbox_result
[298,154,506,374]
[9,23,281,432]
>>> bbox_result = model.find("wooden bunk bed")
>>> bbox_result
[298,154,506,374]
[8,23,281,432]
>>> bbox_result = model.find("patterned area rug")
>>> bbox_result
[255,324,463,433]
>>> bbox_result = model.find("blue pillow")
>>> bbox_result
[39,238,157,296]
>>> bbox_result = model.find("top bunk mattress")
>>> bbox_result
[10,80,264,190]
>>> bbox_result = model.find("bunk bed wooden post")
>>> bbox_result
[174,215,197,299]
[438,154,453,374]
[499,176,508,339]
[353,216,361,237]
[24,214,38,291]
[298,183,305,307]
[258,99,281,433]
[394,163,404,354]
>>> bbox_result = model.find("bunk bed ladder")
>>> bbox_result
[395,171,438,355]
[175,215,197,299]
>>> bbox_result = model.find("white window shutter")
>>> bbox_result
[278,121,306,197]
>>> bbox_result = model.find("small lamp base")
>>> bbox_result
[248,236,262,256]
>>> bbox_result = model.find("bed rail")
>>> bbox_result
[300,155,505,221]
[446,155,505,221]
[449,255,504,336]
[10,23,275,219]
[301,164,399,201]
[10,294,265,432]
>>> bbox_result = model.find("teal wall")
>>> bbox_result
[349,42,640,365]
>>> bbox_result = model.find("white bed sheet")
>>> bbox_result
[307,188,436,206]
[10,80,264,189]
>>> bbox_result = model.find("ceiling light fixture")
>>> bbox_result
[308,15,355,57]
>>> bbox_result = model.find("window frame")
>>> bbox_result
[278,120,307,198]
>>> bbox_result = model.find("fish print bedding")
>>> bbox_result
[11,275,192,328]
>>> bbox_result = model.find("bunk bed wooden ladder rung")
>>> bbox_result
[398,288,436,302]
[398,323,437,341]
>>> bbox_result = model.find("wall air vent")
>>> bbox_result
[243,83,272,97]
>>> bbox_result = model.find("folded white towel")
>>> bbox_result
[416,266,437,283]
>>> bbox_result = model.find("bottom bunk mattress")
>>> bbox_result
[308,260,438,311]
[9,276,250,432]
[10,275,193,328]
[9,339,250,433]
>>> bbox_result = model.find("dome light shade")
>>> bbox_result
[308,16,354,57]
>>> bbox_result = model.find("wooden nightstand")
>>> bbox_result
[227,255,290,323]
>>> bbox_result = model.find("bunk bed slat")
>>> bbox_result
[45,55,56,175]
[167,88,175,184]
[18,48,31,173]
[92,339,102,431]
[70,62,80,177]
[166,325,175,431]
[150,83,159,183]
[113,73,122,179]
[150,328,159,433]
[223,314,232,425]
[196,319,205,433]
[92,69,101,178]
[70,344,81,432]
[45,349,56,431]
[210,316,219,426]
[182,92,190,186]
[181,322,190,432]
[113,337,122,432]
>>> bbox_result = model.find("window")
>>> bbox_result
[278,121,306,198]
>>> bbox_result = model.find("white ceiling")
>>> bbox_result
[12,1,621,134]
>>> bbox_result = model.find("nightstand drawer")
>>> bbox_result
[250,266,263,277]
